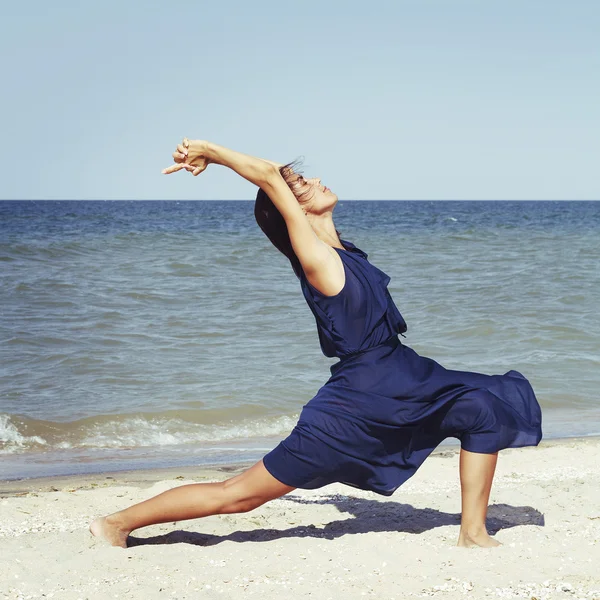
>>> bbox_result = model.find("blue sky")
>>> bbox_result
[0,1,598,200]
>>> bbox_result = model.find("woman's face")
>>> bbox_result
[289,173,338,215]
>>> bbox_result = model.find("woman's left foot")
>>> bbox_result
[457,528,502,548]
[89,515,130,548]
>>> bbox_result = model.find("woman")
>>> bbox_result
[90,138,542,548]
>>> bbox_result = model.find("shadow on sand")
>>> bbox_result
[126,493,544,548]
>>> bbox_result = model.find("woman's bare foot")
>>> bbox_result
[457,527,502,548]
[89,514,131,548]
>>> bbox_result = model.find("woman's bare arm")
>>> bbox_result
[163,139,336,280]
[163,140,280,186]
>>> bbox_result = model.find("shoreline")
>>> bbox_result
[2,433,597,496]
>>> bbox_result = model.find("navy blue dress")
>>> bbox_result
[263,239,543,496]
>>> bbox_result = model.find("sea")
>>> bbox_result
[1,200,599,481]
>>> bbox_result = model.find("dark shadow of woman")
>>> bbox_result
[126,493,544,548]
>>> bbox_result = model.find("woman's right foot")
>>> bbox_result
[457,527,501,548]
[89,515,130,548]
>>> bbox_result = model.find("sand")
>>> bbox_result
[1,438,600,600]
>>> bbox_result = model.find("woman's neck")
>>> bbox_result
[307,211,341,248]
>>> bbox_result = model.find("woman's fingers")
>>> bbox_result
[162,163,201,175]
[170,140,193,163]
[162,163,186,175]
[163,139,198,175]
[183,163,204,175]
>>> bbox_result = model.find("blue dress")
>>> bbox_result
[263,239,543,496]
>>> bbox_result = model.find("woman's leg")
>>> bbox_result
[89,459,295,547]
[457,448,501,548]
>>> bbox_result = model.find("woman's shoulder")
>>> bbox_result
[300,245,347,297]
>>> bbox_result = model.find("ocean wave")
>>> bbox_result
[0,414,47,454]
[0,412,298,455]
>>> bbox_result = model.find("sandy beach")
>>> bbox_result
[1,437,599,600]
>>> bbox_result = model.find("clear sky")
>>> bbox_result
[0,1,598,200]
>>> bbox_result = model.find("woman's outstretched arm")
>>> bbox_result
[162,139,282,188]
[162,138,335,279]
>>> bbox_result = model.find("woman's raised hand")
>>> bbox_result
[162,138,210,176]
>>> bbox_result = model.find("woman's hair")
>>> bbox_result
[254,159,340,279]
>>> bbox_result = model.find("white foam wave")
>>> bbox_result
[77,415,298,448]
[0,414,47,454]
[0,413,299,453]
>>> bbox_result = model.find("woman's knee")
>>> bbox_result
[216,460,294,515]
[447,391,498,436]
